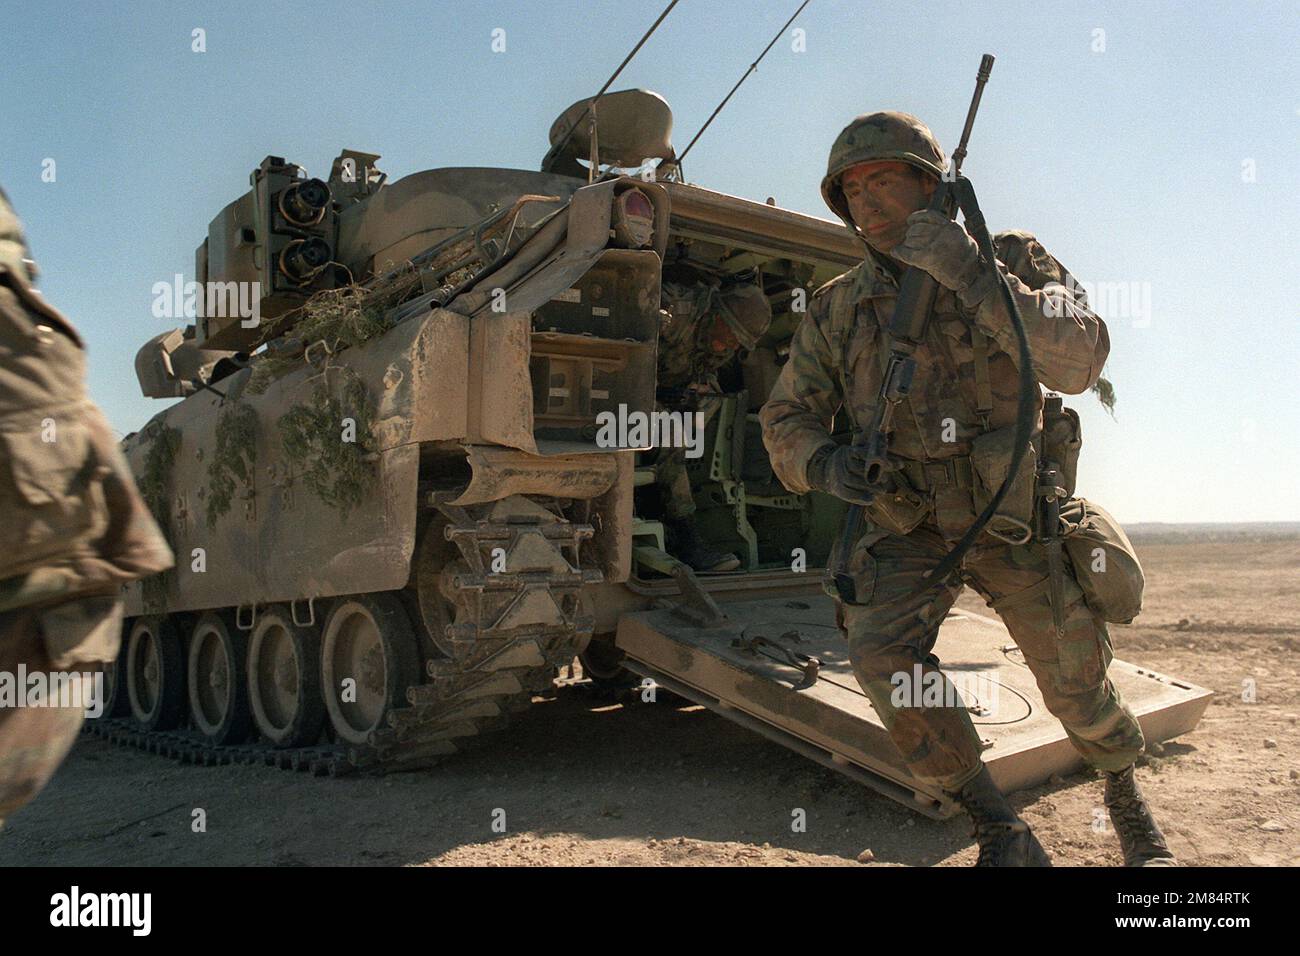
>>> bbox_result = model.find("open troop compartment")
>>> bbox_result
[616,184,859,580]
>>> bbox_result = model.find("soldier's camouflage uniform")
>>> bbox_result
[653,280,770,519]
[0,188,173,827]
[760,226,1146,792]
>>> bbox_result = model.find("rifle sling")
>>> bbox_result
[917,175,1037,592]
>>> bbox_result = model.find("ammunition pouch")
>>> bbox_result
[899,456,971,541]
[1059,498,1145,623]
[1041,396,1082,498]
[969,426,1036,544]
[864,470,928,537]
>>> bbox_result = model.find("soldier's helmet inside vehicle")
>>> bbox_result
[820,111,948,226]
[715,283,773,351]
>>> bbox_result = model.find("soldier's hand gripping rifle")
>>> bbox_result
[830,54,1039,604]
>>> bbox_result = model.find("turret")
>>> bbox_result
[194,151,384,353]
[134,89,682,401]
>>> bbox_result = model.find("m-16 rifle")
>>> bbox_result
[830,54,1038,603]
[859,56,995,490]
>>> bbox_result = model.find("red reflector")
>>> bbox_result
[621,190,653,219]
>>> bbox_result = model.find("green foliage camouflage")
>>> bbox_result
[1092,375,1117,417]
[247,265,421,395]
[277,371,376,516]
[137,422,181,611]
[205,401,258,529]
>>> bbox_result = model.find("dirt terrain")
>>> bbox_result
[2,531,1297,867]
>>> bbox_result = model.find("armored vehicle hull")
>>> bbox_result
[93,94,1210,812]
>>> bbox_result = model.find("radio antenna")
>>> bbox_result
[675,0,812,170]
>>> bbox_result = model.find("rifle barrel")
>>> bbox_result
[949,53,995,174]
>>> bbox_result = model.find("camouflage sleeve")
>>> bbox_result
[758,289,842,494]
[962,230,1109,394]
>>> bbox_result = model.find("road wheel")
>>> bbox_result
[248,608,326,748]
[187,612,252,744]
[126,617,185,731]
[321,594,420,746]
[579,638,638,691]
[93,624,131,719]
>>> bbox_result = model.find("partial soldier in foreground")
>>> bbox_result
[0,188,173,828]
[760,113,1175,866]
[654,278,771,571]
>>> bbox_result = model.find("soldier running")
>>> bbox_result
[0,188,173,828]
[759,113,1176,866]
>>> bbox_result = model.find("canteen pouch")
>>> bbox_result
[1059,498,1145,623]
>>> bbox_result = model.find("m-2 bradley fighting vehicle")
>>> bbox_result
[98,90,1209,816]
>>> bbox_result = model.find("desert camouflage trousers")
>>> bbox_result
[838,521,1146,792]
[0,606,90,828]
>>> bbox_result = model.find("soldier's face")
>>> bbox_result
[840,162,937,253]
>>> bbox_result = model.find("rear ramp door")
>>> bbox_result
[615,593,1211,818]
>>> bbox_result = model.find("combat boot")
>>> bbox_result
[948,764,1052,866]
[1104,764,1177,866]
[665,519,740,572]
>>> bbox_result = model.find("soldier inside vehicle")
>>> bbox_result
[628,245,850,579]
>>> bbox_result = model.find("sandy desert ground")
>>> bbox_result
[2,529,1296,867]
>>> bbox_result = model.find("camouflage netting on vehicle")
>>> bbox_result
[137,422,181,610]
[205,401,257,529]
[248,266,422,395]
[277,371,376,516]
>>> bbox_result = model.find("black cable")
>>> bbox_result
[918,177,1037,591]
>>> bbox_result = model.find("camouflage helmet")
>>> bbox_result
[820,111,947,225]
[715,283,772,351]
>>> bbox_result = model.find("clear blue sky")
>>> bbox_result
[3,0,1297,522]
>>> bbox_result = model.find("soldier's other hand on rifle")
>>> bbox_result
[891,209,985,294]
[805,444,876,506]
